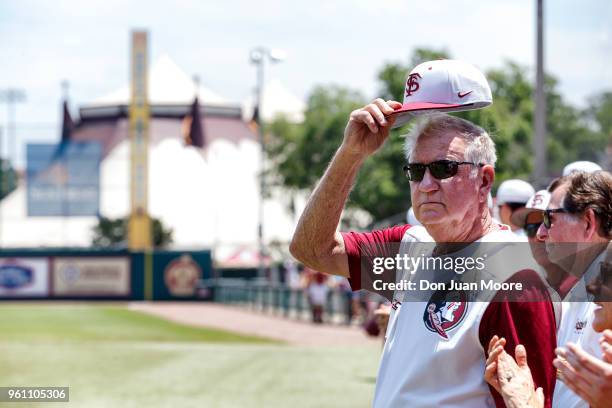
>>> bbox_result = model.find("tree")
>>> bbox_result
[0,159,17,200]
[584,91,612,169]
[92,216,173,248]
[268,86,365,190]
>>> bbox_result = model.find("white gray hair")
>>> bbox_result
[403,113,497,170]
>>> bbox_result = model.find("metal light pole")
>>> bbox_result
[0,89,27,169]
[534,0,547,186]
[250,47,285,279]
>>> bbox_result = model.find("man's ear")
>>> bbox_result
[480,165,495,201]
[583,208,600,239]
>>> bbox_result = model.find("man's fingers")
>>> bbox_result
[488,335,499,353]
[348,99,402,136]
[487,345,504,366]
[601,341,612,364]
[484,361,501,393]
[364,103,388,127]
[386,100,403,110]
[487,336,505,355]
[555,360,594,405]
[515,344,529,369]
[352,110,379,133]
[602,329,612,343]
[565,342,608,376]
[372,98,397,116]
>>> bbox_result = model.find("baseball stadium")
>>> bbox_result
[1,1,611,407]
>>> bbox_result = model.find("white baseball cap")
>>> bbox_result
[562,160,602,176]
[511,190,551,228]
[496,179,535,205]
[390,59,493,129]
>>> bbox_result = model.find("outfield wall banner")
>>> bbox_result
[26,142,101,216]
[152,251,212,300]
[0,258,50,297]
[53,257,130,296]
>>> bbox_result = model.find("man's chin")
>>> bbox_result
[592,317,605,333]
[420,216,446,228]
[592,305,612,333]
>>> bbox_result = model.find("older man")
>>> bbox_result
[539,171,611,408]
[485,170,612,408]
[511,190,577,298]
[290,98,556,407]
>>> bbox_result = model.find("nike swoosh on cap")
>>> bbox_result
[457,91,473,98]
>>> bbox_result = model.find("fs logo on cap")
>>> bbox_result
[423,288,468,340]
[531,194,545,207]
[405,73,422,97]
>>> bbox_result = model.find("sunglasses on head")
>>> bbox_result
[542,208,569,229]
[402,160,484,182]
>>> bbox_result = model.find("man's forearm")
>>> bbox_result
[290,146,365,268]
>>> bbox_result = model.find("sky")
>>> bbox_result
[0,0,611,168]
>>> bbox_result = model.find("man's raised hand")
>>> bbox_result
[341,99,402,158]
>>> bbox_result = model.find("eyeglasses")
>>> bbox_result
[542,208,569,229]
[524,223,542,238]
[402,160,484,182]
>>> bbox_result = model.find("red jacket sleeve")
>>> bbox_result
[479,270,557,408]
[341,224,411,291]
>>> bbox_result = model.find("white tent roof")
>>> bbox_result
[88,54,230,107]
[242,78,305,123]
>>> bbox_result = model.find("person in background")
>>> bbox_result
[563,160,602,177]
[511,189,577,298]
[496,179,535,240]
[331,275,354,325]
[485,170,612,408]
[485,254,611,408]
[306,270,329,324]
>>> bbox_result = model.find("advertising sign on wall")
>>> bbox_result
[163,254,202,297]
[26,142,101,216]
[150,251,211,300]
[0,258,50,297]
[53,257,130,297]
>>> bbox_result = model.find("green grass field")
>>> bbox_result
[0,305,379,407]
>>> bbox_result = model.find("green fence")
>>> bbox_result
[207,278,353,324]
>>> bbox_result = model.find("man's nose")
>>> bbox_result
[417,168,439,193]
[536,222,548,241]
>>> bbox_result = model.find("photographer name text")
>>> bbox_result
[372,279,523,292]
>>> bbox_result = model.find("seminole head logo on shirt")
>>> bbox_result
[423,289,468,340]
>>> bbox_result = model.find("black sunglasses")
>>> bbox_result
[402,160,484,182]
[542,208,568,229]
[524,223,542,238]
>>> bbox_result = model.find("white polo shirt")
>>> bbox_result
[553,249,607,408]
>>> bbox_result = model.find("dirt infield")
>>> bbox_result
[129,302,380,347]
